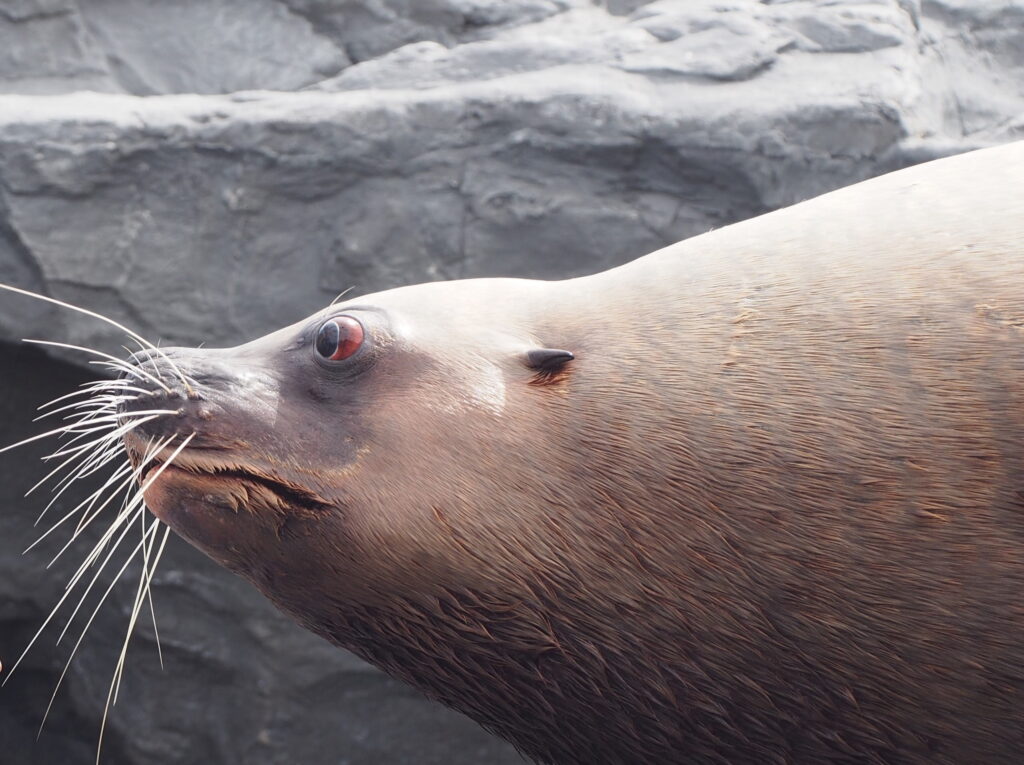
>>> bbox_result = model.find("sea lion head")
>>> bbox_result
[120,276,587,634]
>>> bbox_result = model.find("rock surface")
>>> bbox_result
[0,1,1022,763]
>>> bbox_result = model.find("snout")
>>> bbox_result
[116,347,238,457]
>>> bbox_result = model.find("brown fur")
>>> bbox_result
[125,142,1024,763]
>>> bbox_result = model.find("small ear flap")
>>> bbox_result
[524,348,574,372]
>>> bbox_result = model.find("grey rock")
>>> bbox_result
[0,1,118,95]
[281,0,579,63]
[0,1,1023,764]
[76,0,352,95]
[0,0,355,96]
[782,4,910,52]
[618,17,793,80]
[0,0,582,97]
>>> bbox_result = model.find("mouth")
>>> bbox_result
[137,446,333,513]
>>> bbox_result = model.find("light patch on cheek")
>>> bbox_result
[261,387,281,428]
[239,370,281,427]
[466,363,507,414]
[428,362,507,416]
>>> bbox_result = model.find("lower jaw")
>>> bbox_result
[141,466,250,540]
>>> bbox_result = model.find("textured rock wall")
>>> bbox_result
[0,1,1022,763]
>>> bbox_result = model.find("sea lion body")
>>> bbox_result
[125,142,1024,763]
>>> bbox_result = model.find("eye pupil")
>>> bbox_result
[315,316,364,361]
[315,321,340,358]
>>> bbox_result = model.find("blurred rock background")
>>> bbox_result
[0,1,1021,763]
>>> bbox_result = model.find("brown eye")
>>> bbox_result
[315,316,364,361]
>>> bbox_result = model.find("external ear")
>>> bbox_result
[524,348,574,372]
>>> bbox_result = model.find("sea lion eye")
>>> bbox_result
[315,316,364,361]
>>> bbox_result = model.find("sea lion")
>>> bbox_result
[114,141,1023,764]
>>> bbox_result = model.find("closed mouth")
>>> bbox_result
[138,447,333,512]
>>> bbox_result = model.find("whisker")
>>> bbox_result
[26,339,173,394]
[94,520,164,763]
[2,501,144,687]
[37,379,139,413]
[33,415,169,524]
[25,462,135,555]
[25,407,135,497]
[40,430,127,467]
[67,447,131,510]
[38,412,177,460]
[330,285,357,306]
[89,360,170,387]
[2,287,205,753]
[2,409,176,458]
[55,501,147,645]
[35,437,127,521]
[138,516,168,672]
[59,437,175,594]
[0,282,192,392]
[113,517,170,704]
[26,429,118,498]
[35,508,152,737]
[51,448,161,568]
[97,434,191,762]
[35,392,144,423]
[0,423,109,456]
[67,446,137,536]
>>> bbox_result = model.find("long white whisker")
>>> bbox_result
[36,511,152,736]
[94,519,161,762]
[26,420,126,497]
[2,409,175,457]
[34,416,169,524]
[1,502,143,687]
[25,462,135,555]
[114,516,168,704]
[37,379,139,413]
[89,360,173,390]
[55,502,147,645]
[4,302,204,750]
[25,339,173,393]
[41,427,129,468]
[0,423,110,456]
[98,430,189,764]
[41,430,126,467]
[138,517,168,672]
[35,439,126,521]
[39,412,177,460]
[68,452,130,538]
[68,446,130,503]
[59,437,174,595]
[51,445,163,568]
[35,393,143,423]
[0,282,191,391]
[54,401,121,423]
